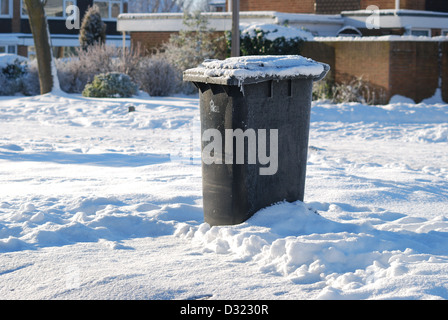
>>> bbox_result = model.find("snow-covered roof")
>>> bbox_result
[314,35,448,42]
[342,9,448,17]
[117,11,343,35]
[342,9,448,31]
[117,9,448,37]
[183,55,329,86]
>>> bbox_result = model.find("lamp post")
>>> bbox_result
[231,0,240,57]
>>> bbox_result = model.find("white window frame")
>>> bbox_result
[0,44,16,54]
[21,0,76,19]
[410,28,431,37]
[93,0,122,21]
[0,0,12,17]
[442,30,448,36]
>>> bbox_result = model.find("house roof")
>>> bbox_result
[117,9,448,37]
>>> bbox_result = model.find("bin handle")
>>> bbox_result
[313,63,330,82]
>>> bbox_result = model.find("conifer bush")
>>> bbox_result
[79,6,107,50]
[82,72,137,98]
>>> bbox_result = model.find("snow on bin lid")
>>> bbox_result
[183,55,329,86]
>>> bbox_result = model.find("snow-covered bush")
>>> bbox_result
[82,72,138,98]
[136,56,177,96]
[332,77,375,104]
[230,23,313,56]
[79,5,106,50]
[0,73,21,96]
[0,54,30,96]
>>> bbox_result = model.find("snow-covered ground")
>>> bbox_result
[0,91,448,300]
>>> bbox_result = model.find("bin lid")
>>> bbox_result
[183,55,329,86]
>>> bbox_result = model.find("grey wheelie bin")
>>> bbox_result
[183,55,329,226]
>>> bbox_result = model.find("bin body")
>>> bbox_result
[184,55,329,226]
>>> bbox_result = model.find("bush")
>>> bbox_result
[56,44,117,93]
[312,76,386,105]
[312,77,334,102]
[331,77,374,104]
[82,72,138,98]
[228,23,312,56]
[0,73,21,96]
[135,56,177,96]
[0,55,29,96]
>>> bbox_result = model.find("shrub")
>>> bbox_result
[312,76,385,105]
[331,77,374,104]
[135,56,177,96]
[0,55,29,96]
[79,6,107,50]
[82,72,138,98]
[228,23,312,56]
[56,44,117,93]
[0,73,21,96]
[312,77,334,102]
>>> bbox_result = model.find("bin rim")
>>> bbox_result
[183,55,330,86]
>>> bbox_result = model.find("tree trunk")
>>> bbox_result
[24,0,54,94]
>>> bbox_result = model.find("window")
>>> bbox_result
[22,0,75,18]
[1,0,11,16]
[411,29,431,37]
[442,30,448,36]
[93,0,122,20]
[0,45,16,54]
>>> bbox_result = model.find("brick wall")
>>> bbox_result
[315,0,360,14]
[231,0,427,12]
[17,46,28,58]
[301,41,335,81]
[442,42,448,103]
[389,41,440,102]
[360,0,426,10]
[131,32,177,54]
[303,39,445,103]
[335,41,390,103]
[12,0,21,33]
[238,0,315,13]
